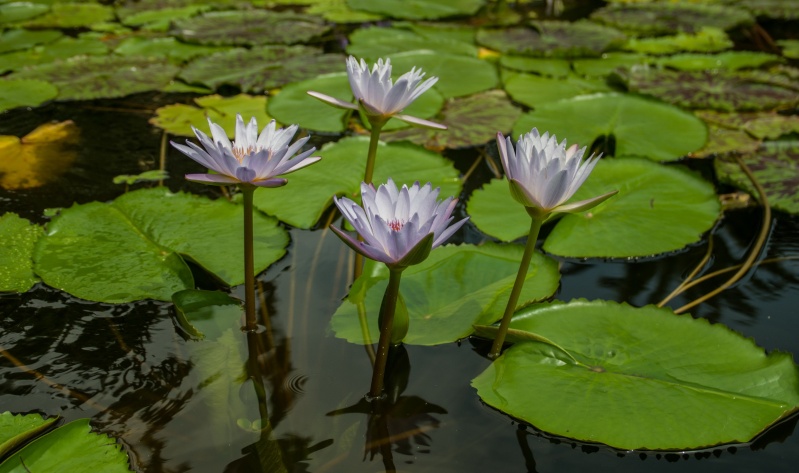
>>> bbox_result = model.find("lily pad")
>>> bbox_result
[381,89,521,149]
[623,27,733,55]
[8,55,179,101]
[347,26,478,59]
[0,79,58,112]
[0,28,61,54]
[472,300,799,450]
[696,110,799,140]
[179,45,343,93]
[0,213,43,293]
[346,0,485,20]
[0,419,131,473]
[151,94,272,138]
[614,67,799,112]
[504,73,612,108]
[725,0,799,20]
[468,158,721,257]
[690,125,760,159]
[388,51,498,99]
[778,40,799,59]
[253,136,462,228]
[304,0,382,22]
[20,2,114,28]
[0,36,109,73]
[172,9,331,46]
[499,56,571,77]
[330,243,560,346]
[118,4,211,31]
[0,120,78,190]
[571,53,649,77]
[590,2,753,36]
[0,2,49,26]
[715,141,799,214]
[513,93,707,161]
[657,51,783,71]
[0,412,57,458]
[114,37,228,64]
[477,21,626,58]
[34,188,289,303]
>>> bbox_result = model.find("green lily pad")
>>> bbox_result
[690,125,761,159]
[20,2,113,28]
[590,2,753,36]
[571,53,649,77]
[513,93,707,161]
[114,37,228,64]
[172,9,330,46]
[472,300,799,450]
[614,68,799,112]
[0,412,57,458]
[118,4,211,31]
[477,21,626,58]
[381,89,521,149]
[8,55,179,101]
[0,36,108,73]
[725,0,799,20]
[151,94,272,138]
[0,79,58,112]
[657,51,784,71]
[499,56,571,77]
[401,21,477,44]
[0,2,49,26]
[347,26,478,59]
[468,158,720,257]
[179,45,343,93]
[0,213,43,293]
[0,28,61,54]
[34,188,289,303]
[331,243,560,346]
[0,419,131,473]
[253,136,461,228]
[504,73,612,108]
[304,0,383,22]
[778,40,799,59]
[696,110,799,140]
[346,0,485,20]
[715,141,799,214]
[388,51,498,99]
[623,27,733,55]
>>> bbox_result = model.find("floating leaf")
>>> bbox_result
[715,141,799,214]
[657,51,783,71]
[690,125,760,158]
[696,110,799,140]
[34,188,289,303]
[331,243,560,346]
[172,10,330,46]
[0,120,78,190]
[381,89,521,149]
[726,0,799,20]
[623,27,733,55]
[179,45,343,93]
[0,36,108,73]
[0,419,131,472]
[571,53,649,78]
[112,170,169,186]
[118,4,211,31]
[472,300,799,450]
[20,2,114,28]
[151,94,272,138]
[513,93,707,161]
[614,67,799,112]
[388,51,498,98]
[0,79,58,112]
[305,0,382,22]
[114,37,228,64]
[0,28,61,54]
[499,56,571,77]
[504,73,612,107]
[0,2,49,26]
[0,213,43,293]
[0,412,57,458]
[347,26,478,59]
[346,0,485,20]
[253,136,461,228]
[778,40,799,59]
[477,21,625,58]
[8,55,179,101]
[591,2,753,35]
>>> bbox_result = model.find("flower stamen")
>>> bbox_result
[387,219,404,232]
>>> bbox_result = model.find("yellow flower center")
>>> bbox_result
[387,219,404,232]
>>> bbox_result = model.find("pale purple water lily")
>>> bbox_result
[497,128,616,217]
[171,115,320,187]
[308,56,446,130]
[331,179,468,268]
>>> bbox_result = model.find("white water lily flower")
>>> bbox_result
[307,56,446,130]
[497,128,616,216]
[331,179,468,268]
[171,115,320,187]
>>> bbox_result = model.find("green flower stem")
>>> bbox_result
[370,267,404,398]
[355,117,386,280]
[489,215,544,359]
[242,185,257,332]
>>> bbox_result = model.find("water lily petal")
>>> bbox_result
[393,114,447,130]
[185,173,240,185]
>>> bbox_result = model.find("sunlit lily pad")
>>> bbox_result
[468,158,720,257]
[20,2,114,28]
[0,412,57,458]
[8,55,179,101]
[388,51,498,98]
[0,2,49,26]
[172,9,330,46]
[571,53,649,77]
[0,28,61,54]
[151,94,272,138]
[0,418,131,473]
[253,136,461,228]
[590,2,753,35]
[347,26,478,58]
[0,213,43,293]
[472,300,799,450]
[477,21,626,58]
[114,37,228,64]
[346,0,485,20]
[0,36,109,73]
[657,51,783,71]
[513,93,707,161]
[504,73,612,107]
[500,56,571,77]
[715,141,799,214]
[0,120,78,189]
[614,67,799,112]
[304,0,382,22]
[623,27,732,55]
[330,243,560,346]
[381,89,521,149]
[179,45,343,93]
[34,188,289,303]
[0,79,58,112]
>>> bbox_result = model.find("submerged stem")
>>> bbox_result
[242,186,257,331]
[370,267,404,398]
[489,215,544,359]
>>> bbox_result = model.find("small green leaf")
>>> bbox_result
[112,170,169,186]
[0,213,43,293]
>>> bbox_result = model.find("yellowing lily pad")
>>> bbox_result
[0,121,78,190]
[151,94,273,138]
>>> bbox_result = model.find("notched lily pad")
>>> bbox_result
[151,94,272,138]
[346,0,485,20]
[172,9,331,46]
[591,2,753,36]
[0,121,79,190]
[0,213,44,293]
[477,21,626,58]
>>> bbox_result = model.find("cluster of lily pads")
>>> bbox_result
[1,0,799,469]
